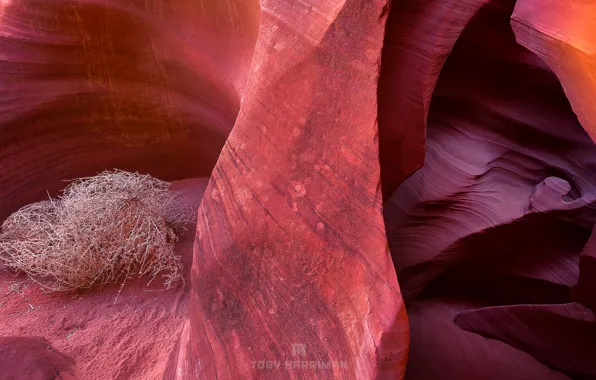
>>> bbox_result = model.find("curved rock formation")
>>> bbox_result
[573,226,596,311]
[0,0,260,221]
[378,0,492,199]
[406,298,568,380]
[512,0,596,140]
[382,0,596,378]
[164,0,409,378]
[384,0,596,298]
[455,303,596,379]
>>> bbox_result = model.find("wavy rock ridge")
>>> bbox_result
[383,0,596,378]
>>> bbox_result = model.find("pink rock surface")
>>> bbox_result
[0,244,190,380]
[572,226,596,312]
[418,214,588,305]
[164,0,409,378]
[378,0,492,199]
[0,0,259,222]
[382,1,596,378]
[512,0,596,140]
[384,0,596,299]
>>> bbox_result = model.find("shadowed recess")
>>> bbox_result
[0,0,261,222]
[381,0,596,379]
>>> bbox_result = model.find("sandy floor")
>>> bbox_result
[0,178,207,379]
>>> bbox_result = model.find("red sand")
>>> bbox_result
[0,178,206,380]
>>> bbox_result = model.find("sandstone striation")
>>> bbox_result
[164,0,409,378]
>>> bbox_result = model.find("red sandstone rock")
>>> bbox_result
[416,214,588,305]
[384,0,596,300]
[1,0,596,379]
[378,0,492,199]
[572,226,596,312]
[0,0,259,222]
[164,0,409,378]
[0,179,207,380]
[512,0,596,141]
[382,1,596,378]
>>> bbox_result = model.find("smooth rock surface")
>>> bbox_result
[1,0,596,379]
[512,0,596,141]
[0,0,260,222]
[406,298,569,380]
[378,0,492,199]
[384,0,596,300]
[572,226,596,312]
[455,303,596,379]
[382,1,596,378]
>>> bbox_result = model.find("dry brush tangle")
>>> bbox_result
[0,170,194,292]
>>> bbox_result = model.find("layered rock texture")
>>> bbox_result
[1,0,596,379]
[382,0,596,379]
[0,0,260,222]
[163,1,410,378]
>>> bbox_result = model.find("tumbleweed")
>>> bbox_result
[0,170,195,292]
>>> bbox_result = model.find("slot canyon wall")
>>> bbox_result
[0,0,595,379]
[0,0,260,222]
[382,0,596,378]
